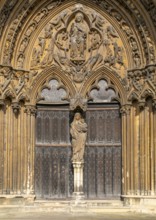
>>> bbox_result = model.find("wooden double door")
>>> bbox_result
[35,104,122,199]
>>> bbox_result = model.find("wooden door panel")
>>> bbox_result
[35,107,73,199]
[84,105,122,198]
[35,146,73,199]
[35,104,121,199]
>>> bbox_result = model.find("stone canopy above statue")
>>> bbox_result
[30,4,127,83]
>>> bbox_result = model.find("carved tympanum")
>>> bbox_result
[30,4,127,82]
[70,112,87,162]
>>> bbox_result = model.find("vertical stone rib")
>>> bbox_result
[126,111,131,194]
[133,103,139,195]
[0,106,4,194]
[23,108,27,194]
[9,105,13,194]
[154,106,156,194]
[27,109,31,194]
[17,110,21,194]
[150,102,154,194]
[130,105,134,194]
[20,106,25,194]
[25,105,36,195]
[144,104,150,195]
[3,105,7,193]
[13,109,18,194]
[140,107,145,195]
[121,105,131,196]
[121,112,127,195]
[30,110,36,195]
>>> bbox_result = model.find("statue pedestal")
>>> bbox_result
[72,161,85,200]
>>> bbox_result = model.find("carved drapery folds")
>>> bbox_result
[70,112,87,163]
[0,0,155,71]
[0,0,156,206]
[29,4,127,82]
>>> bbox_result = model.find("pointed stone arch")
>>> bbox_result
[81,66,127,105]
[28,66,76,105]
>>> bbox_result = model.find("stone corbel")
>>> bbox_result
[138,100,146,110]
[12,101,20,115]
[70,93,87,112]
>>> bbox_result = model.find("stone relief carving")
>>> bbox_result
[30,4,127,82]
[0,0,155,107]
[2,0,63,66]
[126,65,156,103]
[70,112,87,162]
[1,0,154,69]
[0,66,30,106]
[0,0,18,38]
[116,0,155,65]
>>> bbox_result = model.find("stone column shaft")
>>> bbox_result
[72,162,84,199]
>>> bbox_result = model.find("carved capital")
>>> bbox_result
[70,94,87,112]
[12,102,20,115]
[138,100,146,110]
[25,105,37,116]
[120,104,131,115]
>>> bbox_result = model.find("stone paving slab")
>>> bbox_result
[0,212,156,220]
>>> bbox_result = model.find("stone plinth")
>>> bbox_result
[72,161,84,200]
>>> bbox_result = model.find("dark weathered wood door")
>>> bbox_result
[35,103,121,200]
[35,105,73,199]
[84,104,122,199]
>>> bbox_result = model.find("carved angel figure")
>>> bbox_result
[70,112,87,162]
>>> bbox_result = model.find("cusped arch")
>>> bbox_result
[29,66,76,105]
[80,66,127,105]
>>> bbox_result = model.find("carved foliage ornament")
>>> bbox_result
[30,4,127,82]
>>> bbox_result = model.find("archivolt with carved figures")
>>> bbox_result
[0,0,156,206]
